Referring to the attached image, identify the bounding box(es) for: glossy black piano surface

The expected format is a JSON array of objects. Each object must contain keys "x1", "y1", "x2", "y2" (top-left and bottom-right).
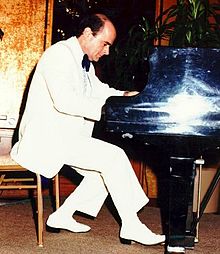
[
  {"x1": 105, "y1": 47, "x2": 220, "y2": 156},
  {"x1": 104, "y1": 46, "x2": 220, "y2": 253}
]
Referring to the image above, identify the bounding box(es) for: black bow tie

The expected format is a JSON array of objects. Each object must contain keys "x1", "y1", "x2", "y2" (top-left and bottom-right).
[{"x1": 82, "y1": 54, "x2": 90, "y2": 72}]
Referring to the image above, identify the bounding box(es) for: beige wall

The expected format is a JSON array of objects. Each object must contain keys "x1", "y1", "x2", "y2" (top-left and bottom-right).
[{"x1": 0, "y1": 0, "x2": 53, "y2": 129}]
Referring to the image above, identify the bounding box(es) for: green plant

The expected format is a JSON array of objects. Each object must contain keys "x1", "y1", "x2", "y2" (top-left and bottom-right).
[{"x1": 155, "y1": 0, "x2": 220, "y2": 47}]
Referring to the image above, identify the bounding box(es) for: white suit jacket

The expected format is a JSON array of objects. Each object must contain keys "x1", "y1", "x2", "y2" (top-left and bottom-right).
[{"x1": 11, "y1": 37, "x2": 123, "y2": 178}]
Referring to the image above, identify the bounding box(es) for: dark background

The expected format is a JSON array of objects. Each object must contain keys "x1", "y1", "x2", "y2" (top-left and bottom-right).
[{"x1": 52, "y1": 0, "x2": 156, "y2": 44}]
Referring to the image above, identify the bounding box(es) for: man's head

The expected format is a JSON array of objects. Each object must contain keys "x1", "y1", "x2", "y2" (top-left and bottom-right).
[{"x1": 77, "y1": 13, "x2": 116, "y2": 62}]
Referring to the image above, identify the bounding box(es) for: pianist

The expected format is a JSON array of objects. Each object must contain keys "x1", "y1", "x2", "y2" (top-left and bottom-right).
[{"x1": 11, "y1": 13, "x2": 165, "y2": 246}]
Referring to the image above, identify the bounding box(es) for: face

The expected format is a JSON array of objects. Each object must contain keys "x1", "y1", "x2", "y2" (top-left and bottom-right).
[{"x1": 85, "y1": 21, "x2": 116, "y2": 62}]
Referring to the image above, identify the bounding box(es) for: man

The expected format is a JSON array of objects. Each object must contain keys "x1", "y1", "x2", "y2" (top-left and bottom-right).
[{"x1": 11, "y1": 13, "x2": 165, "y2": 246}]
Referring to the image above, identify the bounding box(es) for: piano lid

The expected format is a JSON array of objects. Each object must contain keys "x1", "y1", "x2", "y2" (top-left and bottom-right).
[{"x1": 105, "y1": 46, "x2": 220, "y2": 137}]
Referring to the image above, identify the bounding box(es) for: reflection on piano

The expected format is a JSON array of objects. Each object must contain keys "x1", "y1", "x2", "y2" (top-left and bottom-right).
[{"x1": 104, "y1": 47, "x2": 220, "y2": 253}]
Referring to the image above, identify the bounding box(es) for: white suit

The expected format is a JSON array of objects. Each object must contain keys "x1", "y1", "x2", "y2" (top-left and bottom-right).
[{"x1": 11, "y1": 37, "x2": 148, "y2": 219}]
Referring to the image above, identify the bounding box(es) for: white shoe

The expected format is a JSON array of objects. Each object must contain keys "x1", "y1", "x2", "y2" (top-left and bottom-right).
[
  {"x1": 46, "y1": 212, "x2": 91, "y2": 233},
  {"x1": 120, "y1": 223, "x2": 165, "y2": 246}
]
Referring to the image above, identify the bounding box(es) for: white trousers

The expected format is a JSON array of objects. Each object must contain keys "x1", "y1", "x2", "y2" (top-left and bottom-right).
[{"x1": 60, "y1": 137, "x2": 149, "y2": 222}]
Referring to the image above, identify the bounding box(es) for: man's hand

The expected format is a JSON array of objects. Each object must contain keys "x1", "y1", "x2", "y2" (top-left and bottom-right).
[{"x1": 123, "y1": 91, "x2": 139, "y2": 96}]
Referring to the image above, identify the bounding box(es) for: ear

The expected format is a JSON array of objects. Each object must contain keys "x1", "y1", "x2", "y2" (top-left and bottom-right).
[{"x1": 83, "y1": 27, "x2": 93, "y2": 38}]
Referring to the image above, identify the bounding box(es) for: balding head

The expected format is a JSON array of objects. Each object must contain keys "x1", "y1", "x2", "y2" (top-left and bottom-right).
[
  {"x1": 77, "y1": 13, "x2": 116, "y2": 62},
  {"x1": 76, "y1": 13, "x2": 116, "y2": 38}
]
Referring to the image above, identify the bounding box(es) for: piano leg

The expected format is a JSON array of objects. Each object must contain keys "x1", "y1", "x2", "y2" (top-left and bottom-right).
[{"x1": 167, "y1": 157, "x2": 196, "y2": 253}]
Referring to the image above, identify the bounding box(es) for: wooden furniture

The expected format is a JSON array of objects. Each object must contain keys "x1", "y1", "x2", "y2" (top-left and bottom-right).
[{"x1": 0, "y1": 155, "x2": 59, "y2": 247}]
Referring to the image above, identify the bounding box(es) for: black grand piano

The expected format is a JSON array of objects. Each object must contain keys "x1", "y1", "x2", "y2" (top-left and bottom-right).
[{"x1": 104, "y1": 47, "x2": 220, "y2": 253}]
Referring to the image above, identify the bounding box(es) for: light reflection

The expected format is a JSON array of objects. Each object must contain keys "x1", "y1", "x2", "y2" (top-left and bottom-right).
[
  {"x1": 164, "y1": 93, "x2": 212, "y2": 123},
  {"x1": 126, "y1": 75, "x2": 220, "y2": 135}
]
